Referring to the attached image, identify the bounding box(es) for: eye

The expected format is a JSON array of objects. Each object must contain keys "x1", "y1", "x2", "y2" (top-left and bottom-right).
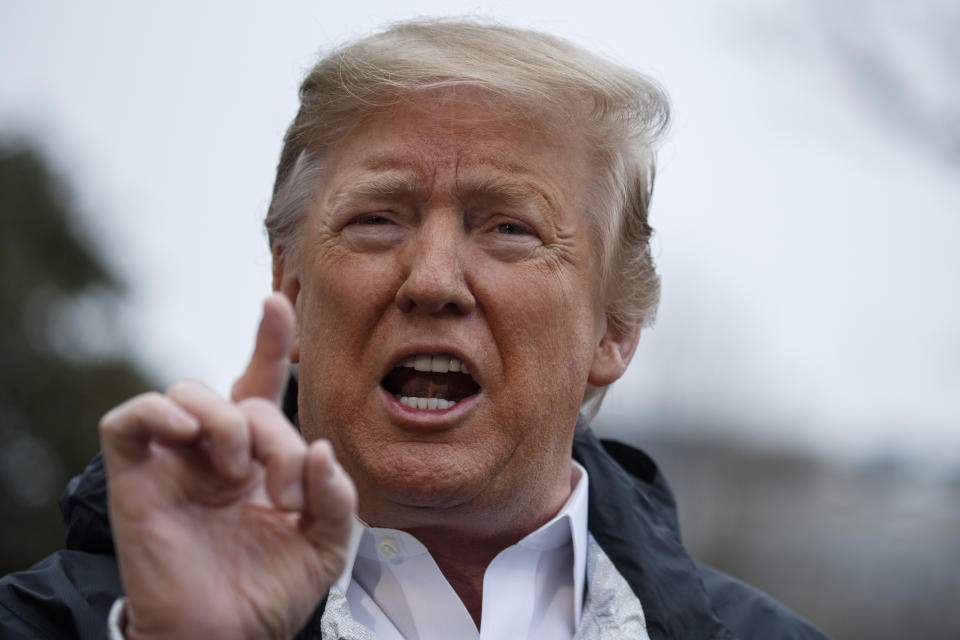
[
  {"x1": 350, "y1": 214, "x2": 394, "y2": 226},
  {"x1": 476, "y1": 216, "x2": 542, "y2": 261},
  {"x1": 340, "y1": 212, "x2": 405, "y2": 250},
  {"x1": 495, "y1": 222, "x2": 533, "y2": 236}
]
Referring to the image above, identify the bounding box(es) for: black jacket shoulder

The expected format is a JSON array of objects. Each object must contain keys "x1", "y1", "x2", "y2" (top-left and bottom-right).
[
  {"x1": 0, "y1": 454, "x2": 121, "y2": 640},
  {"x1": 696, "y1": 562, "x2": 827, "y2": 640},
  {"x1": 2, "y1": 431, "x2": 830, "y2": 639},
  {"x1": 574, "y1": 429, "x2": 830, "y2": 640}
]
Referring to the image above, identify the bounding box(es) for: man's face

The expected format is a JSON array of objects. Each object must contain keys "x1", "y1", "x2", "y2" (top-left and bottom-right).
[{"x1": 281, "y1": 94, "x2": 629, "y2": 535}]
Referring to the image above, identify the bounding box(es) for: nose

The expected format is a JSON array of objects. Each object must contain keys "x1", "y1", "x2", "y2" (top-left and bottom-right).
[{"x1": 395, "y1": 212, "x2": 475, "y2": 316}]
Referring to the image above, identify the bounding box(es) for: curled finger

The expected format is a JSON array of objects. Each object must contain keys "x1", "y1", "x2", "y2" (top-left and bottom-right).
[
  {"x1": 302, "y1": 439, "x2": 357, "y2": 548},
  {"x1": 239, "y1": 396, "x2": 307, "y2": 511},
  {"x1": 167, "y1": 381, "x2": 252, "y2": 480},
  {"x1": 100, "y1": 392, "x2": 200, "y2": 470}
]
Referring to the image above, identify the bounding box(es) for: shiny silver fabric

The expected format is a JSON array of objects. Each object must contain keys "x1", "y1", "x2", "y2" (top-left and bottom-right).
[{"x1": 574, "y1": 535, "x2": 650, "y2": 639}]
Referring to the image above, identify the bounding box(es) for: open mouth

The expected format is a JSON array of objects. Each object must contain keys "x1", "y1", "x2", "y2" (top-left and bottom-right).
[{"x1": 381, "y1": 354, "x2": 480, "y2": 410}]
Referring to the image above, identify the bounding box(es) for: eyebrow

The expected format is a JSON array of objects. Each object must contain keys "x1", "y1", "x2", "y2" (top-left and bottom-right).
[
  {"x1": 327, "y1": 154, "x2": 558, "y2": 213},
  {"x1": 455, "y1": 177, "x2": 552, "y2": 211},
  {"x1": 327, "y1": 171, "x2": 430, "y2": 210},
  {"x1": 455, "y1": 169, "x2": 558, "y2": 215}
]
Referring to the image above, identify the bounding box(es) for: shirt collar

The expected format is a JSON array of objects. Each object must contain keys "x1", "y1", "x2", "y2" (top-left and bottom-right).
[
  {"x1": 509, "y1": 460, "x2": 588, "y2": 622},
  {"x1": 333, "y1": 460, "x2": 590, "y2": 624}
]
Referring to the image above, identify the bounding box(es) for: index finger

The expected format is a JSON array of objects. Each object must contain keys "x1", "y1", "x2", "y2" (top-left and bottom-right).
[{"x1": 231, "y1": 293, "x2": 296, "y2": 405}]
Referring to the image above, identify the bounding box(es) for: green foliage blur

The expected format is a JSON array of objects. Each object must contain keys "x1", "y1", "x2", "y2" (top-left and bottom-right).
[{"x1": 0, "y1": 141, "x2": 156, "y2": 574}]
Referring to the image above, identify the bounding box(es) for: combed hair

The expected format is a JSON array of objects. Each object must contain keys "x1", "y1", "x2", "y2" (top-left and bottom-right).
[{"x1": 265, "y1": 18, "x2": 670, "y2": 418}]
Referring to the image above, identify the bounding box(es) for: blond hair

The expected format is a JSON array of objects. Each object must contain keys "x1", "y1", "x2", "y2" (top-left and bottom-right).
[{"x1": 265, "y1": 18, "x2": 670, "y2": 416}]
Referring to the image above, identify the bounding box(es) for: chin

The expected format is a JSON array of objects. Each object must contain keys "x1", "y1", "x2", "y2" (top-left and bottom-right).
[{"x1": 353, "y1": 441, "x2": 495, "y2": 515}]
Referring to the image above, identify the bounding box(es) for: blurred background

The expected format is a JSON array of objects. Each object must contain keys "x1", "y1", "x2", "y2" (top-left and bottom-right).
[{"x1": 1, "y1": 1, "x2": 957, "y2": 638}]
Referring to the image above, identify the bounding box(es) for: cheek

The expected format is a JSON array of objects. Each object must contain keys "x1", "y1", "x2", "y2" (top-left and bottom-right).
[
  {"x1": 480, "y1": 262, "x2": 599, "y2": 393},
  {"x1": 296, "y1": 252, "x2": 401, "y2": 413},
  {"x1": 302, "y1": 249, "x2": 398, "y2": 330}
]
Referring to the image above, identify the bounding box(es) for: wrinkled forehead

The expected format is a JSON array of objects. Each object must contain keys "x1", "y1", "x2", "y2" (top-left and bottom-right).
[
  {"x1": 318, "y1": 90, "x2": 597, "y2": 209},
  {"x1": 348, "y1": 89, "x2": 584, "y2": 154}
]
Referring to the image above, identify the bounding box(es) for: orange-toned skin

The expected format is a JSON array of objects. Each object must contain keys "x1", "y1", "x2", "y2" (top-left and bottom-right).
[
  {"x1": 279, "y1": 93, "x2": 639, "y2": 624},
  {"x1": 100, "y1": 91, "x2": 640, "y2": 639}
]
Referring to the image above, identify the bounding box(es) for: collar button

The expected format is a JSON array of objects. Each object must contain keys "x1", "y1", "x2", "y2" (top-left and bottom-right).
[{"x1": 377, "y1": 536, "x2": 399, "y2": 560}]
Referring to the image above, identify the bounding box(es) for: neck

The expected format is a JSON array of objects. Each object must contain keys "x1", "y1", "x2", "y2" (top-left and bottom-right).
[
  {"x1": 360, "y1": 463, "x2": 576, "y2": 627},
  {"x1": 401, "y1": 526, "x2": 518, "y2": 628},
  {"x1": 399, "y1": 478, "x2": 575, "y2": 628}
]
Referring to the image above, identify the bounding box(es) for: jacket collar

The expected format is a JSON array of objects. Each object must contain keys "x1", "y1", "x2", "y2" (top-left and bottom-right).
[
  {"x1": 573, "y1": 427, "x2": 734, "y2": 640},
  {"x1": 59, "y1": 451, "x2": 114, "y2": 555}
]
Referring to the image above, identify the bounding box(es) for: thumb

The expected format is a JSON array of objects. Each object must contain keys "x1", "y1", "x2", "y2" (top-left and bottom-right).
[{"x1": 231, "y1": 293, "x2": 296, "y2": 405}]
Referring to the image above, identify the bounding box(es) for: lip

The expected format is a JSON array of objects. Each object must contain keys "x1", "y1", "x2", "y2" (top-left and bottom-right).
[
  {"x1": 380, "y1": 385, "x2": 482, "y2": 429},
  {"x1": 378, "y1": 343, "x2": 483, "y2": 430}
]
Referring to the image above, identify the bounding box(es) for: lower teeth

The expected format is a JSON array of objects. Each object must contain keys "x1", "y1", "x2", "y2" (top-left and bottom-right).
[{"x1": 397, "y1": 395, "x2": 455, "y2": 410}]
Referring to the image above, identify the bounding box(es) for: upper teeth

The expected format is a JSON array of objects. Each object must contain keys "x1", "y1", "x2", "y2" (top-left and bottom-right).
[{"x1": 399, "y1": 354, "x2": 469, "y2": 375}]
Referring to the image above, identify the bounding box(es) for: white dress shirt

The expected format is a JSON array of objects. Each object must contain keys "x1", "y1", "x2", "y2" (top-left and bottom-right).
[
  {"x1": 110, "y1": 463, "x2": 590, "y2": 640},
  {"x1": 334, "y1": 462, "x2": 590, "y2": 640}
]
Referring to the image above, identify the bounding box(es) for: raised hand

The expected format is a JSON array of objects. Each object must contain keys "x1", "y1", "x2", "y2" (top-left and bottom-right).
[{"x1": 99, "y1": 294, "x2": 356, "y2": 640}]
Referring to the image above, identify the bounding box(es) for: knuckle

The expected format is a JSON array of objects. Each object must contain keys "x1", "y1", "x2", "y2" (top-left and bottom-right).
[
  {"x1": 237, "y1": 396, "x2": 275, "y2": 415},
  {"x1": 263, "y1": 430, "x2": 305, "y2": 464},
  {"x1": 166, "y1": 378, "x2": 203, "y2": 398},
  {"x1": 206, "y1": 404, "x2": 247, "y2": 439},
  {"x1": 97, "y1": 410, "x2": 117, "y2": 437},
  {"x1": 98, "y1": 391, "x2": 164, "y2": 436},
  {"x1": 260, "y1": 429, "x2": 300, "y2": 462},
  {"x1": 303, "y1": 441, "x2": 333, "y2": 472},
  {"x1": 309, "y1": 439, "x2": 334, "y2": 460},
  {"x1": 133, "y1": 392, "x2": 167, "y2": 420},
  {"x1": 264, "y1": 441, "x2": 300, "y2": 467}
]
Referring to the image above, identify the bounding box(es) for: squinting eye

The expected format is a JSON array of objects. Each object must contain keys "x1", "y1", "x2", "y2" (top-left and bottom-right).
[
  {"x1": 352, "y1": 214, "x2": 393, "y2": 225},
  {"x1": 495, "y1": 222, "x2": 531, "y2": 235}
]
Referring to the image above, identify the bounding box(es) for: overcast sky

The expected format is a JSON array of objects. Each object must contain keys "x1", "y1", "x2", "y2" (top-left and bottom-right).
[{"x1": 2, "y1": 0, "x2": 957, "y2": 464}]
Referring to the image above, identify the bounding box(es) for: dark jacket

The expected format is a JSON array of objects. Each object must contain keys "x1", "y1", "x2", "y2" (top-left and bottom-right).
[{"x1": 0, "y1": 427, "x2": 830, "y2": 639}]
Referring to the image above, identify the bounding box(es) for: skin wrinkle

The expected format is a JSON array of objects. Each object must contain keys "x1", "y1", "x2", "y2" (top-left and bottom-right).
[
  {"x1": 276, "y1": 93, "x2": 636, "y2": 624},
  {"x1": 297, "y1": 100, "x2": 588, "y2": 505},
  {"x1": 456, "y1": 173, "x2": 560, "y2": 227},
  {"x1": 324, "y1": 160, "x2": 568, "y2": 247},
  {"x1": 331, "y1": 97, "x2": 578, "y2": 233},
  {"x1": 327, "y1": 171, "x2": 430, "y2": 216}
]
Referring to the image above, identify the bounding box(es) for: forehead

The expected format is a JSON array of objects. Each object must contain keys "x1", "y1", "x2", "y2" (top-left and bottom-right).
[{"x1": 320, "y1": 93, "x2": 593, "y2": 203}]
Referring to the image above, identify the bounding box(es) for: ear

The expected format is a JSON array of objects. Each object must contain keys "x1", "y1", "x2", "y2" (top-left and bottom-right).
[
  {"x1": 587, "y1": 317, "x2": 641, "y2": 387},
  {"x1": 272, "y1": 244, "x2": 301, "y2": 363}
]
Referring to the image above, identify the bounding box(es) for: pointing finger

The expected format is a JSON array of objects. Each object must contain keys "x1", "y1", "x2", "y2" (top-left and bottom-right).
[{"x1": 231, "y1": 293, "x2": 296, "y2": 405}]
